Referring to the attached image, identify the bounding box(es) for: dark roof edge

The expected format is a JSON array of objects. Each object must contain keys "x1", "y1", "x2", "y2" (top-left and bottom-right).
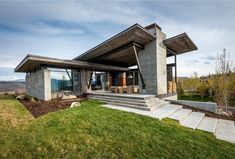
[
  {"x1": 145, "y1": 23, "x2": 162, "y2": 30},
  {"x1": 14, "y1": 54, "x2": 31, "y2": 72},
  {"x1": 164, "y1": 32, "x2": 198, "y2": 50},
  {"x1": 73, "y1": 23, "x2": 156, "y2": 60},
  {"x1": 15, "y1": 54, "x2": 129, "y2": 72}
]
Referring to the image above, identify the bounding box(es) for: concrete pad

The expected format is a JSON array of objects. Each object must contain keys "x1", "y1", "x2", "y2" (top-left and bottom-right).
[
  {"x1": 150, "y1": 104, "x2": 182, "y2": 120},
  {"x1": 180, "y1": 112, "x2": 205, "y2": 129},
  {"x1": 197, "y1": 117, "x2": 217, "y2": 133},
  {"x1": 167, "y1": 108, "x2": 192, "y2": 122},
  {"x1": 215, "y1": 119, "x2": 235, "y2": 143},
  {"x1": 102, "y1": 104, "x2": 151, "y2": 116},
  {"x1": 217, "y1": 119, "x2": 234, "y2": 127}
]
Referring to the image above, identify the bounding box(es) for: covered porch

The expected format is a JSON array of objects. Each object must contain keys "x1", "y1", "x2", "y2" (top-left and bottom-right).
[
  {"x1": 74, "y1": 24, "x2": 157, "y2": 95},
  {"x1": 164, "y1": 33, "x2": 198, "y2": 96},
  {"x1": 14, "y1": 54, "x2": 129, "y2": 100}
]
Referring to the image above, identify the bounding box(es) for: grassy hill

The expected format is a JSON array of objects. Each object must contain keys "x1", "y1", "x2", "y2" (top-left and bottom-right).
[{"x1": 0, "y1": 95, "x2": 235, "y2": 158}]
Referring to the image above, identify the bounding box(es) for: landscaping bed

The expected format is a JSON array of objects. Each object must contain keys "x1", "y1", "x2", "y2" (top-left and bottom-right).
[
  {"x1": 19, "y1": 97, "x2": 86, "y2": 118},
  {"x1": 182, "y1": 104, "x2": 235, "y2": 121},
  {"x1": 178, "y1": 95, "x2": 214, "y2": 102}
]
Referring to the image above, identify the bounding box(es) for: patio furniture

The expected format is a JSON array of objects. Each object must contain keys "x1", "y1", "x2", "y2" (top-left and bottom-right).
[
  {"x1": 110, "y1": 86, "x2": 119, "y2": 93},
  {"x1": 127, "y1": 86, "x2": 134, "y2": 94},
  {"x1": 133, "y1": 85, "x2": 139, "y2": 93},
  {"x1": 119, "y1": 86, "x2": 127, "y2": 94}
]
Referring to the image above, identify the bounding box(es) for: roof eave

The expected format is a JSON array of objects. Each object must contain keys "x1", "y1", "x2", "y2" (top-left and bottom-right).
[{"x1": 73, "y1": 23, "x2": 156, "y2": 61}]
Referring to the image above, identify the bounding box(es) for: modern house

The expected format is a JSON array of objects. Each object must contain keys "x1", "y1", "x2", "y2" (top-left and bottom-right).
[{"x1": 15, "y1": 23, "x2": 197, "y2": 102}]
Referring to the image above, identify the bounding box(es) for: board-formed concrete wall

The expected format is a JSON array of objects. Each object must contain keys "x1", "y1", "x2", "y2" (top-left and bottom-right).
[
  {"x1": 156, "y1": 28, "x2": 167, "y2": 95},
  {"x1": 138, "y1": 26, "x2": 167, "y2": 95},
  {"x1": 138, "y1": 40, "x2": 157, "y2": 94},
  {"x1": 80, "y1": 69, "x2": 91, "y2": 93},
  {"x1": 26, "y1": 69, "x2": 51, "y2": 100}
]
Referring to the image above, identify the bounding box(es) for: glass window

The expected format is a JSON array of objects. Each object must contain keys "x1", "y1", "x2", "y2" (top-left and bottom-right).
[{"x1": 49, "y1": 68, "x2": 73, "y2": 92}]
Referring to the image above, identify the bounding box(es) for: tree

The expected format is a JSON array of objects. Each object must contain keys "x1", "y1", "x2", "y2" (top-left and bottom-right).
[
  {"x1": 197, "y1": 77, "x2": 209, "y2": 101},
  {"x1": 213, "y1": 49, "x2": 233, "y2": 111},
  {"x1": 182, "y1": 72, "x2": 199, "y2": 96},
  {"x1": 226, "y1": 73, "x2": 235, "y2": 107},
  {"x1": 177, "y1": 80, "x2": 184, "y2": 96}
]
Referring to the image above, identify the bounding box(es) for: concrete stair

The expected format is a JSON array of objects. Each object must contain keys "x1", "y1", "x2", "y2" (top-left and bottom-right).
[
  {"x1": 100, "y1": 97, "x2": 235, "y2": 144},
  {"x1": 88, "y1": 93, "x2": 168, "y2": 111},
  {"x1": 197, "y1": 117, "x2": 217, "y2": 133},
  {"x1": 215, "y1": 119, "x2": 235, "y2": 143},
  {"x1": 167, "y1": 108, "x2": 235, "y2": 143},
  {"x1": 168, "y1": 108, "x2": 192, "y2": 122},
  {"x1": 150, "y1": 104, "x2": 182, "y2": 120},
  {"x1": 180, "y1": 112, "x2": 205, "y2": 129}
]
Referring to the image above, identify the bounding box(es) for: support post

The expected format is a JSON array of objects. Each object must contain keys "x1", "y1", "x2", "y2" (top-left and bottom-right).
[
  {"x1": 133, "y1": 45, "x2": 146, "y2": 90},
  {"x1": 174, "y1": 55, "x2": 177, "y2": 93},
  {"x1": 88, "y1": 69, "x2": 94, "y2": 89},
  {"x1": 65, "y1": 69, "x2": 72, "y2": 80}
]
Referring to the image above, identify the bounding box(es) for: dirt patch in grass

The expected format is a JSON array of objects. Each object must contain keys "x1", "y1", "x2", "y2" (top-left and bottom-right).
[
  {"x1": 181, "y1": 105, "x2": 235, "y2": 121},
  {"x1": 19, "y1": 98, "x2": 86, "y2": 118}
]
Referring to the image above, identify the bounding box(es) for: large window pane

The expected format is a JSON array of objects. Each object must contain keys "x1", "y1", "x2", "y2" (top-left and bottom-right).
[{"x1": 49, "y1": 68, "x2": 73, "y2": 92}]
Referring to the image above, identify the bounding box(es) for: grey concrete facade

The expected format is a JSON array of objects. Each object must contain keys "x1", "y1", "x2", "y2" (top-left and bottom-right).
[
  {"x1": 156, "y1": 28, "x2": 167, "y2": 95},
  {"x1": 138, "y1": 40, "x2": 157, "y2": 94},
  {"x1": 138, "y1": 25, "x2": 167, "y2": 95},
  {"x1": 80, "y1": 69, "x2": 92, "y2": 93},
  {"x1": 26, "y1": 69, "x2": 51, "y2": 101}
]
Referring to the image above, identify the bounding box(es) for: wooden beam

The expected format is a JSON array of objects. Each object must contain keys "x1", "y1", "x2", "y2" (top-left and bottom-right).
[
  {"x1": 167, "y1": 48, "x2": 178, "y2": 57},
  {"x1": 133, "y1": 42, "x2": 144, "y2": 49},
  {"x1": 90, "y1": 42, "x2": 144, "y2": 63},
  {"x1": 133, "y1": 45, "x2": 146, "y2": 89}
]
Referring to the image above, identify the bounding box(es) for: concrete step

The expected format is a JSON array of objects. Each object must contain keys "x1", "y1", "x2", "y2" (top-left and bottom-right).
[
  {"x1": 105, "y1": 102, "x2": 150, "y2": 111},
  {"x1": 167, "y1": 108, "x2": 192, "y2": 122},
  {"x1": 88, "y1": 93, "x2": 156, "y2": 100},
  {"x1": 151, "y1": 104, "x2": 182, "y2": 120},
  {"x1": 88, "y1": 95, "x2": 147, "y2": 103},
  {"x1": 149, "y1": 100, "x2": 170, "y2": 111},
  {"x1": 102, "y1": 104, "x2": 151, "y2": 116},
  {"x1": 88, "y1": 97, "x2": 149, "y2": 107},
  {"x1": 88, "y1": 94, "x2": 159, "y2": 105},
  {"x1": 215, "y1": 119, "x2": 235, "y2": 143},
  {"x1": 197, "y1": 117, "x2": 218, "y2": 133},
  {"x1": 180, "y1": 112, "x2": 205, "y2": 129}
]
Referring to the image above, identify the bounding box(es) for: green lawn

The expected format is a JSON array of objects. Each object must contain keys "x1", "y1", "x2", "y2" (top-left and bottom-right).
[
  {"x1": 0, "y1": 95, "x2": 235, "y2": 158},
  {"x1": 178, "y1": 95, "x2": 215, "y2": 102}
]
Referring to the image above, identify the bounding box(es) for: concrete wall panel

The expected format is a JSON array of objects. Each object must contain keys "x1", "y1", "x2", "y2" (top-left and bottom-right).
[{"x1": 26, "y1": 69, "x2": 51, "y2": 100}]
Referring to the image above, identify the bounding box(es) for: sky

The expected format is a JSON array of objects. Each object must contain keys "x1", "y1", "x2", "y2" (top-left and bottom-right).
[{"x1": 0, "y1": 0, "x2": 235, "y2": 80}]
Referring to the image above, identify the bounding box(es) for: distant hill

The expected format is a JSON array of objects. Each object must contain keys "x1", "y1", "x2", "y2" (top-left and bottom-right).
[
  {"x1": 0, "y1": 81, "x2": 25, "y2": 93},
  {"x1": 177, "y1": 76, "x2": 189, "y2": 81}
]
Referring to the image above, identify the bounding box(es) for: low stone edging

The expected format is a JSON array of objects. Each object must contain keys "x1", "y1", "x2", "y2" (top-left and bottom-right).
[{"x1": 166, "y1": 100, "x2": 217, "y2": 114}]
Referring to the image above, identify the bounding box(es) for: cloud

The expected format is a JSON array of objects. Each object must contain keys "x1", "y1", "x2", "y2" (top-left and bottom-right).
[
  {"x1": 184, "y1": 59, "x2": 199, "y2": 65},
  {"x1": 0, "y1": 67, "x2": 24, "y2": 81},
  {"x1": 204, "y1": 61, "x2": 211, "y2": 65},
  {"x1": 200, "y1": 55, "x2": 216, "y2": 61},
  {"x1": 0, "y1": 1, "x2": 234, "y2": 79}
]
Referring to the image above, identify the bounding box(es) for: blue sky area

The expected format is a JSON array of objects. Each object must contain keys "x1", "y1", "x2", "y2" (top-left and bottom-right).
[{"x1": 0, "y1": 1, "x2": 234, "y2": 80}]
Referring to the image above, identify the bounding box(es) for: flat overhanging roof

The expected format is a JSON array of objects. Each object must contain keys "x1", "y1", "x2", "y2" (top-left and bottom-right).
[
  {"x1": 164, "y1": 33, "x2": 198, "y2": 57},
  {"x1": 14, "y1": 54, "x2": 129, "y2": 72},
  {"x1": 74, "y1": 23, "x2": 156, "y2": 65}
]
